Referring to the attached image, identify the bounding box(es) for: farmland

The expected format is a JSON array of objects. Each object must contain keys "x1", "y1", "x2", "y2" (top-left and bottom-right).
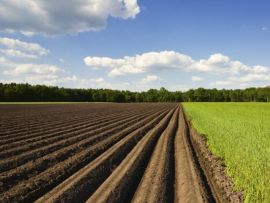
[
  {"x1": 0, "y1": 103, "x2": 244, "y2": 202},
  {"x1": 183, "y1": 103, "x2": 270, "y2": 203}
]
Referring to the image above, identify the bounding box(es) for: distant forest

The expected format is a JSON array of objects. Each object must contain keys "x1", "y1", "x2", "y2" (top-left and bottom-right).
[{"x1": 0, "y1": 83, "x2": 270, "y2": 102}]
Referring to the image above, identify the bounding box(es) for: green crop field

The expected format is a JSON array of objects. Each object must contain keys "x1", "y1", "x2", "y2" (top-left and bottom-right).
[{"x1": 183, "y1": 103, "x2": 270, "y2": 203}]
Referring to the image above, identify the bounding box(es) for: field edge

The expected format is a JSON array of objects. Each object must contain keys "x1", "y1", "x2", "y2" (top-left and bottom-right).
[{"x1": 181, "y1": 104, "x2": 244, "y2": 203}]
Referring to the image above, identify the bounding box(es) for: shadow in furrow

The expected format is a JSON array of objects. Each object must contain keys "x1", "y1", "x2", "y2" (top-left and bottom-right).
[{"x1": 167, "y1": 113, "x2": 177, "y2": 203}]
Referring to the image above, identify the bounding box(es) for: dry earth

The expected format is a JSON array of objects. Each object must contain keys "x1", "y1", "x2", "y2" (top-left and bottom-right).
[{"x1": 0, "y1": 103, "x2": 242, "y2": 203}]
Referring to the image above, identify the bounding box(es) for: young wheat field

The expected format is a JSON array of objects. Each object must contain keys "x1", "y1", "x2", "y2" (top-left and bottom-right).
[{"x1": 183, "y1": 103, "x2": 270, "y2": 203}]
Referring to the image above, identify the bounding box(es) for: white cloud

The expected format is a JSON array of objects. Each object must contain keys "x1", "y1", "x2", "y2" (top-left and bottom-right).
[
  {"x1": 0, "y1": 38, "x2": 59, "y2": 85},
  {"x1": 0, "y1": 37, "x2": 49, "y2": 56},
  {"x1": 129, "y1": 75, "x2": 163, "y2": 91},
  {"x1": 84, "y1": 51, "x2": 194, "y2": 77},
  {"x1": 0, "y1": 37, "x2": 49, "y2": 60},
  {"x1": 191, "y1": 76, "x2": 204, "y2": 82},
  {"x1": 249, "y1": 65, "x2": 269, "y2": 74},
  {"x1": 21, "y1": 31, "x2": 35, "y2": 37},
  {"x1": 215, "y1": 80, "x2": 234, "y2": 86},
  {"x1": 261, "y1": 27, "x2": 268, "y2": 31},
  {"x1": 2, "y1": 46, "x2": 269, "y2": 91},
  {"x1": 141, "y1": 75, "x2": 161, "y2": 83},
  {"x1": 1, "y1": 49, "x2": 39, "y2": 59},
  {"x1": 192, "y1": 53, "x2": 250, "y2": 74},
  {"x1": 0, "y1": 56, "x2": 15, "y2": 67},
  {"x1": 85, "y1": 51, "x2": 270, "y2": 79},
  {"x1": 230, "y1": 74, "x2": 270, "y2": 83},
  {"x1": 0, "y1": 58, "x2": 131, "y2": 89},
  {"x1": 89, "y1": 77, "x2": 105, "y2": 83},
  {"x1": 84, "y1": 57, "x2": 126, "y2": 70},
  {"x1": 0, "y1": 56, "x2": 6, "y2": 63},
  {"x1": 0, "y1": 59, "x2": 71, "y2": 87},
  {"x1": 0, "y1": 0, "x2": 140, "y2": 35},
  {"x1": 214, "y1": 72, "x2": 270, "y2": 88},
  {"x1": 3, "y1": 64, "x2": 62, "y2": 76}
]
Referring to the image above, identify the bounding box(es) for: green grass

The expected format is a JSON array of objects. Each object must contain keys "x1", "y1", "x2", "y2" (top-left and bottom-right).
[{"x1": 182, "y1": 103, "x2": 270, "y2": 203}]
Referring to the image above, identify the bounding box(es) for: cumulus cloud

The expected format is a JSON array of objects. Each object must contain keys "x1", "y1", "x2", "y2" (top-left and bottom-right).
[
  {"x1": 0, "y1": 37, "x2": 64, "y2": 86},
  {"x1": 141, "y1": 75, "x2": 161, "y2": 83},
  {"x1": 0, "y1": 37, "x2": 49, "y2": 56},
  {"x1": 84, "y1": 51, "x2": 194, "y2": 77},
  {"x1": 1, "y1": 49, "x2": 39, "y2": 59},
  {"x1": 85, "y1": 51, "x2": 270, "y2": 79},
  {"x1": 230, "y1": 74, "x2": 270, "y2": 83},
  {"x1": 3, "y1": 64, "x2": 62, "y2": 76},
  {"x1": 192, "y1": 53, "x2": 250, "y2": 74},
  {"x1": 249, "y1": 65, "x2": 269, "y2": 74},
  {"x1": 0, "y1": 37, "x2": 49, "y2": 59},
  {"x1": 191, "y1": 76, "x2": 204, "y2": 82},
  {"x1": 215, "y1": 73, "x2": 270, "y2": 88},
  {"x1": 0, "y1": 0, "x2": 140, "y2": 35},
  {"x1": 0, "y1": 57, "x2": 70, "y2": 87},
  {"x1": 0, "y1": 56, "x2": 130, "y2": 89}
]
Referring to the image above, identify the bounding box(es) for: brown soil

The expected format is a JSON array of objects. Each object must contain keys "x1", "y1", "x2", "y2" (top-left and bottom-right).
[{"x1": 0, "y1": 103, "x2": 243, "y2": 203}]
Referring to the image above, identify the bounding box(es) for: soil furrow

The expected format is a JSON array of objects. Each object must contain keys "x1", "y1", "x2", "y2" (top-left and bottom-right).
[
  {"x1": 0, "y1": 104, "x2": 151, "y2": 135},
  {"x1": 0, "y1": 108, "x2": 156, "y2": 158},
  {"x1": 0, "y1": 111, "x2": 123, "y2": 149},
  {"x1": 86, "y1": 107, "x2": 176, "y2": 203},
  {"x1": 0, "y1": 108, "x2": 157, "y2": 172},
  {"x1": 0, "y1": 103, "x2": 239, "y2": 203},
  {"x1": 174, "y1": 107, "x2": 207, "y2": 203},
  {"x1": 132, "y1": 107, "x2": 178, "y2": 203},
  {"x1": 0, "y1": 107, "x2": 173, "y2": 202},
  {"x1": 0, "y1": 109, "x2": 167, "y2": 193},
  {"x1": 34, "y1": 108, "x2": 175, "y2": 203},
  {"x1": 0, "y1": 107, "x2": 146, "y2": 141},
  {"x1": 0, "y1": 110, "x2": 106, "y2": 135}
]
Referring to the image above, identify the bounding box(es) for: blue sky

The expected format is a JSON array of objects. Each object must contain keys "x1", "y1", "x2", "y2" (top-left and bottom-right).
[{"x1": 0, "y1": 0, "x2": 269, "y2": 91}]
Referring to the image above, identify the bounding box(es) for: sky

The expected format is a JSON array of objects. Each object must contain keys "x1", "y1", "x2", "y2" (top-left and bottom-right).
[{"x1": 0, "y1": 0, "x2": 269, "y2": 91}]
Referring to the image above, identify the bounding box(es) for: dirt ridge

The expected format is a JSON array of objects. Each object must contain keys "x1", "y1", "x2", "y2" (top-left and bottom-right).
[{"x1": 0, "y1": 103, "x2": 244, "y2": 203}]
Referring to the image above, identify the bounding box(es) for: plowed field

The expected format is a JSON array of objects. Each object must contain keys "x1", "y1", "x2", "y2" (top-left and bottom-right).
[{"x1": 0, "y1": 103, "x2": 241, "y2": 203}]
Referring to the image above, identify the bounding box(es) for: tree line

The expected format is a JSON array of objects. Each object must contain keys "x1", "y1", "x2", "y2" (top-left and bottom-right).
[{"x1": 0, "y1": 83, "x2": 269, "y2": 102}]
